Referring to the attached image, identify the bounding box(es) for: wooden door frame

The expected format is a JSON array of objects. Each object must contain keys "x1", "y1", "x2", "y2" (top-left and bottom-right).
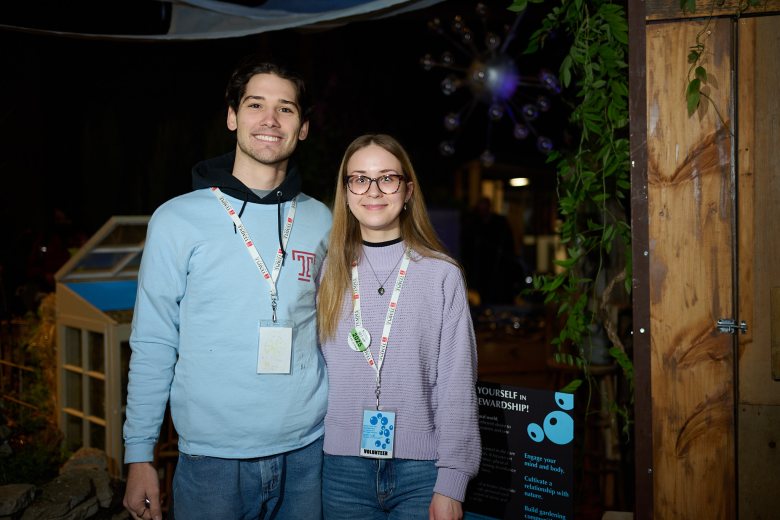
[
  {"x1": 628, "y1": 0, "x2": 651, "y2": 517},
  {"x1": 629, "y1": 2, "x2": 780, "y2": 519},
  {"x1": 630, "y1": 11, "x2": 738, "y2": 520}
]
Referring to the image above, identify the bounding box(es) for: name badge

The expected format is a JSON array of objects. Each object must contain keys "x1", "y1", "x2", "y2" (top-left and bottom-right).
[
  {"x1": 257, "y1": 320, "x2": 293, "y2": 374},
  {"x1": 360, "y1": 409, "x2": 396, "y2": 459}
]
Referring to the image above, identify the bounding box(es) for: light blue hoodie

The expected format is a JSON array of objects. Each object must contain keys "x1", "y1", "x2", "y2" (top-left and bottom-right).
[{"x1": 124, "y1": 153, "x2": 331, "y2": 462}]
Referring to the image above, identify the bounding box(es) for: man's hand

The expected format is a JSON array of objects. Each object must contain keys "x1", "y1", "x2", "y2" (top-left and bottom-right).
[
  {"x1": 429, "y1": 492, "x2": 463, "y2": 520},
  {"x1": 123, "y1": 462, "x2": 162, "y2": 520}
]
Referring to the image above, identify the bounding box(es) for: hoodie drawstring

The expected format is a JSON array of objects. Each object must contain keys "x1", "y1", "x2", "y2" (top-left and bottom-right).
[
  {"x1": 277, "y1": 190, "x2": 286, "y2": 265},
  {"x1": 226, "y1": 188, "x2": 287, "y2": 268},
  {"x1": 233, "y1": 192, "x2": 249, "y2": 234}
]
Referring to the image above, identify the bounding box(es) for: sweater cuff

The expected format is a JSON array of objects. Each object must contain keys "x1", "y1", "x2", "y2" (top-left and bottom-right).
[
  {"x1": 124, "y1": 443, "x2": 156, "y2": 464},
  {"x1": 433, "y1": 468, "x2": 472, "y2": 502}
]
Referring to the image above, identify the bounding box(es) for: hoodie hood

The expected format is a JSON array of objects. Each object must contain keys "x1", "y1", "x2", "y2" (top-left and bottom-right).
[
  {"x1": 191, "y1": 150, "x2": 304, "y2": 260},
  {"x1": 191, "y1": 150, "x2": 302, "y2": 204}
]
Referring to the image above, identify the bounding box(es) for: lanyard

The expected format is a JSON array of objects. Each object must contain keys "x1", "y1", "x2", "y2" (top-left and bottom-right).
[
  {"x1": 211, "y1": 187, "x2": 296, "y2": 322},
  {"x1": 351, "y1": 247, "x2": 411, "y2": 406}
]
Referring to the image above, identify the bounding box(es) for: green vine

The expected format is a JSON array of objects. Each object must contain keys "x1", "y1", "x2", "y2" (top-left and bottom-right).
[
  {"x1": 511, "y1": 0, "x2": 633, "y2": 425},
  {"x1": 683, "y1": 0, "x2": 762, "y2": 118}
]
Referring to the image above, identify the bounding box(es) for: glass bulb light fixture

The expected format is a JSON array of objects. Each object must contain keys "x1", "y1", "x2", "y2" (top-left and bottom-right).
[{"x1": 421, "y1": 2, "x2": 561, "y2": 166}]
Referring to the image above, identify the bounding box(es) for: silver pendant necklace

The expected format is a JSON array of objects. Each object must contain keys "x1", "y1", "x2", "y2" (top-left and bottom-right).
[{"x1": 364, "y1": 250, "x2": 405, "y2": 295}]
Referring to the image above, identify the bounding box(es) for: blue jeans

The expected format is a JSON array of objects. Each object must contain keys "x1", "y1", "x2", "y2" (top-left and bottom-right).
[
  {"x1": 173, "y1": 436, "x2": 323, "y2": 520},
  {"x1": 322, "y1": 454, "x2": 437, "y2": 520}
]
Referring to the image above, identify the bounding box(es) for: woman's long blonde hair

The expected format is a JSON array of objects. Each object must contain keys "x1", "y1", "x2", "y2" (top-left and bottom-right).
[{"x1": 318, "y1": 134, "x2": 456, "y2": 342}]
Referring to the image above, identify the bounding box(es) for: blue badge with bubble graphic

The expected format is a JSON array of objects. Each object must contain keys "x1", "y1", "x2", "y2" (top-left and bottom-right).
[{"x1": 360, "y1": 409, "x2": 396, "y2": 459}]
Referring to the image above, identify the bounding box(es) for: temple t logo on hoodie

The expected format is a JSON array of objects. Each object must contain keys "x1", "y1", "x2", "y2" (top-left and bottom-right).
[{"x1": 292, "y1": 250, "x2": 316, "y2": 282}]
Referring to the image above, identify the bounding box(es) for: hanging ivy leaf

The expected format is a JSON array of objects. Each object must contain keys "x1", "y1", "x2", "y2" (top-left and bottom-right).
[
  {"x1": 508, "y1": 0, "x2": 528, "y2": 12},
  {"x1": 560, "y1": 379, "x2": 583, "y2": 393},
  {"x1": 680, "y1": 0, "x2": 697, "y2": 12},
  {"x1": 687, "y1": 78, "x2": 701, "y2": 115}
]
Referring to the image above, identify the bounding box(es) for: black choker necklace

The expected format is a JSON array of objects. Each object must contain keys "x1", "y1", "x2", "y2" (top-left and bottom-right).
[
  {"x1": 364, "y1": 250, "x2": 405, "y2": 295},
  {"x1": 362, "y1": 237, "x2": 403, "y2": 247}
]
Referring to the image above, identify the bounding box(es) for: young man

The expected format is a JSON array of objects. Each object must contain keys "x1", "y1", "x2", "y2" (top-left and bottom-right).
[{"x1": 123, "y1": 58, "x2": 331, "y2": 520}]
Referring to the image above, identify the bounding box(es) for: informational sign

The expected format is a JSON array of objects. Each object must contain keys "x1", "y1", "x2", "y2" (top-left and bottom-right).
[{"x1": 465, "y1": 382, "x2": 574, "y2": 520}]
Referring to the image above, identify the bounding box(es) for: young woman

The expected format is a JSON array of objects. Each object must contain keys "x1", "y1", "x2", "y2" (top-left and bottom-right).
[{"x1": 318, "y1": 134, "x2": 481, "y2": 520}]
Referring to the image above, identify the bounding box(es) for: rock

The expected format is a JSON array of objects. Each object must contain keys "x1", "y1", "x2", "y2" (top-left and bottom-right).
[
  {"x1": 6, "y1": 449, "x2": 122, "y2": 519},
  {"x1": 21, "y1": 496, "x2": 98, "y2": 520},
  {"x1": 0, "y1": 484, "x2": 36, "y2": 516},
  {"x1": 71, "y1": 468, "x2": 113, "y2": 508},
  {"x1": 61, "y1": 448, "x2": 108, "y2": 473},
  {"x1": 19, "y1": 471, "x2": 92, "y2": 519}
]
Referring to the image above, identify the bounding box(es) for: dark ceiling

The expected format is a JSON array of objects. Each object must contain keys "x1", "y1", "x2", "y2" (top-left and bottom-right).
[
  {"x1": 0, "y1": 0, "x2": 570, "y2": 233},
  {"x1": 0, "y1": 1, "x2": 173, "y2": 35}
]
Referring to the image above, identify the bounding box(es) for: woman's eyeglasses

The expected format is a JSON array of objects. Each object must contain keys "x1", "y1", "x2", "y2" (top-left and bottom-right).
[{"x1": 345, "y1": 174, "x2": 405, "y2": 195}]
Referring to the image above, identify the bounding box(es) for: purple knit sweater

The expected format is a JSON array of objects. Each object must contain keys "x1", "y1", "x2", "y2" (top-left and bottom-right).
[{"x1": 321, "y1": 241, "x2": 481, "y2": 501}]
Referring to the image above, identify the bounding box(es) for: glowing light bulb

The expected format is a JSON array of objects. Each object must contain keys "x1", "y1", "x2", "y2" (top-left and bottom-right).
[
  {"x1": 439, "y1": 141, "x2": 456, "y2": 156},
  {"x1": 537, "y1": 136, "x2": 554, "y2": 153},
  {"x1": 488, "y1": 103, "x2": 504, "y2": 121},
  {"x1": 485, "y1": 32, "x2": 501, "y2": 51},
  {"x1": 483, "y1": 55, "x2": 519, "y2": 101},
  {"x1": 441, "y1": 76, "x2": 458, "y2": 95},
  {"x1": 451, "y1": 16, "x2": 464, "y2": 33},
  {"x1": 522, "y1": 104, "x2": 539, "y2": 121},
  {"x1": 444, "y1": 112, "x2": 461, "y2": 131},
  {"x1": 513, "y1": 124, "x2": 529, "y2": 140},
  {"x1": 540, "y1": 70, "x2": 561, "y2": 94}
]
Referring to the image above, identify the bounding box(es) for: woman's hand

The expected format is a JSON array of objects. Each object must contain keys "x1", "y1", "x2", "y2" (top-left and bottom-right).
[{"x1": 429, "y1": 492, "x2": 463, "y2": 520}]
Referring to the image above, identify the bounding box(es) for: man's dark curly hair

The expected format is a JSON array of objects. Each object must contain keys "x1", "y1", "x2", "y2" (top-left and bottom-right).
[{"x1": 225, "y1": 57, "x2": 310, "y2": 120}]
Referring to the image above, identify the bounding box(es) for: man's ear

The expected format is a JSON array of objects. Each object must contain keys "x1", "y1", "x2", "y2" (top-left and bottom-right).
[
  {"x1": 227, "y1": 106, "x2": 237, "y2": 131},
  {"x1": 298, "y1": 120, "x2": 310, "y2": 141}
]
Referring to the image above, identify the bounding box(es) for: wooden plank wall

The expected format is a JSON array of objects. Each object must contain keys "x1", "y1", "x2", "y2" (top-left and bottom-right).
[
  {"x1": 645, "y1": 18, "x2": 736, "y2": 519},
  {"x1": 737, "y1": 15, "x2": 780, "y2": 519},
  {"x1": 645, "y1": 0, "x2": 780, "y2": 21},
  {"x1": 737, "y1": 14, "x2": 780, "y2": 403}
]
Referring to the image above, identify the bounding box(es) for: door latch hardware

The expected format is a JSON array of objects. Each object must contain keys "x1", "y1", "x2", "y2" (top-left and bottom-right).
[{"x1": 716, "y1": 319, "x2": 747, "y2": 334}]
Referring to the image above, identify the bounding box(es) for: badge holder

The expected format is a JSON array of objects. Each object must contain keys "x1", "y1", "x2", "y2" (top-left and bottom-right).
[
  {"x1": 257, "y1": 319, "x2": 294, "y2": 374},
  {"x1": 360, "y1": 408, "x2": 396, "y2": 459}
]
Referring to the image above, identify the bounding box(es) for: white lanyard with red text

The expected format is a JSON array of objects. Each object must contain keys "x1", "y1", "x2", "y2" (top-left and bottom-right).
[
  {"x1": 211, "y1": 187, "x2": 296, "y2": 322},
  {"x1": 348, "y1": 247, "x2": 411, "y2": 408}
]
